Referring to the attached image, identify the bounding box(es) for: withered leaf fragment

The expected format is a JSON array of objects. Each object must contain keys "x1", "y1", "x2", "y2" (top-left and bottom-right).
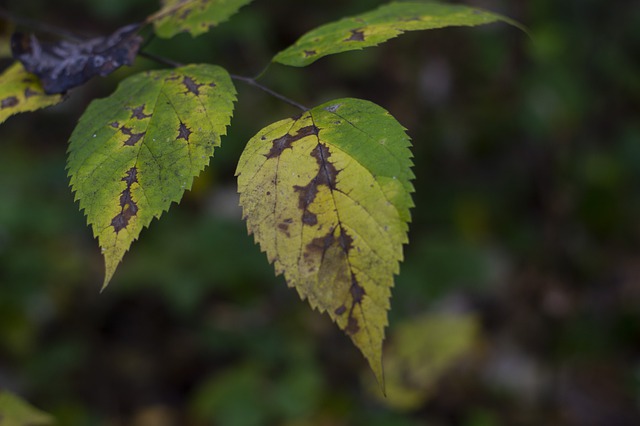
[{"x1": 11, "y1": 24, "x2": 143, "y2": 94}]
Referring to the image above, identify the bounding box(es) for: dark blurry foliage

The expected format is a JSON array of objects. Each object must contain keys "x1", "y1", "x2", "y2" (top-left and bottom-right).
[{"x1": 0, "y1": 0, "x2": 639, "y2": 425}]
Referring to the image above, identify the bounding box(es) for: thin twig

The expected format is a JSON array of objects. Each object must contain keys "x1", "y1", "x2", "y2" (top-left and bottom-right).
[
  {"x1": 230, "y1": 74, "x2": 309, "y2": 111},
  {"x1": 138, "y1": 50, "x2": 184, "y2": 68}
]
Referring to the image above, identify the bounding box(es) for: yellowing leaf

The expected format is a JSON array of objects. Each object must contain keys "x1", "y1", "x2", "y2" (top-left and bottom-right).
[
  {"x1": 273, "y1": 1, "x2": 520, "y2": 67},
  {"x1": 368, "y1": 313, "x2": 480, "y2": 410},
  {"x1": 236, "y1": 98, "x2": 414, "y2": 385},
  {"x1": 0, "y1": 391, "x2": 54, "y2": 426},
  {"x1": 149, "y1": 0, "x2": 254, "y2": 38},
  {"x1": 0, "y1": 62, "x2": 62, "y2": 124},
  {"x1": 67, "y1": 64, "x2": 236, "y2": 288}
]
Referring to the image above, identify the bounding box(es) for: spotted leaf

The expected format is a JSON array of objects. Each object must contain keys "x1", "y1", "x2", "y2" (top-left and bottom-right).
[
  {"x1": 149, "y1": 0, "x2": 254, "y2": 38},
  {"x1": 67, "y1": 64, "x2": 235, "y2": 288},
  {"x1": 0, "y1": 62, "x2": 62, "y2": 124},
  {"x1": 236, "y1": 98, "x2": 414, "y2": 386},
  {"x1": 273, "y1": 1, "x2": 520, "y2": 67}
]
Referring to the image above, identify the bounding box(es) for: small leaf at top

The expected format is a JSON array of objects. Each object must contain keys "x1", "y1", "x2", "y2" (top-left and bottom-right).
[
  {"x1": 273, "y1": 1, "x2": 520, "y2": 67},
  {"x1": 236, "y1": 98, "x2": 414, "y2": 386},
  {"x1": 149, "y1": 0, "x2": 254, "y2": 38},
  {"x1": 12, "y1": 24, "x2": 143, "y2": 94},
  {"x1": 0, "y1": 62, "x2": 62, "y2": 124},
  {"x1": 67, "y1": 64, "x2": 236, "y2": 288},
  {"x1": 0, "y1": 391, "x2": 54, "y2": 426}
]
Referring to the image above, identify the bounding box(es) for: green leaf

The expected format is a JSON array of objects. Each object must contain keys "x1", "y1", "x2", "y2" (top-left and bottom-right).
[
  {"x1": 236, "y1": 98, "x2": 414, "y2": 386},
  {"x1": 0, "y1": 391, "x2": 54, "y2": 426},
  {"x1": 67, "y1": 64, "x2": 236, "y2": 288},
  {"x1": 273, "y1": 1, "x2": 519, "y2": 67},
  {"x1": 149, "y1": 0, "x2": 254, "y2": 38},
  {"x1": 0, "y1": 62, "x2": 63, "y2": 124}
]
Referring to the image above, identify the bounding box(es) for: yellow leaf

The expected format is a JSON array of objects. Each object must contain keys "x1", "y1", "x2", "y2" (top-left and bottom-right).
[
  {"x1": 237, "y1": 98, "x2": 414, "y2": 387},
  {"x1": 0, "y1": 62, "x2": 62, "y2": 124}
]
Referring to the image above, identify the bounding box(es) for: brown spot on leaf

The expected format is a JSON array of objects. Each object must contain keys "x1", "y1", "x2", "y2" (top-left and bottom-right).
[
  {"x1": 335, "y1": 305, "x2": 347, "y2": 315},
  {"x1": 24, "y1": 87, "x2": 39, "y2": 98},
  {"x1": 293, "y1": 143, "x2": 339, "y2": 225},
  {"x1": 338, "y1": 231, "x2": 353, "y2": 252},
  {"x1": 301, "y1": 210, "x2": 318, "y2": 226},
  {"x1": 305, "y1": 231, "x2": 336, "y2": 260},
  {"x1": 177, "y1": 122, "x2": 192, "y2": 141},
  {"x1": 111, "y1": 167, "x2": 139, "y2": 233},
  {"x1": 345, "y1": 317, "x2": 360, "y2": 335},
  {"x1": 1, "y1": 96, "x2": 18, "y2": 108},
  {"x1": 182, "y1": 76, "x2": 203, "y2": 95},
  {"x1": 266, "y1": 124, "x2": 319, "y2": 159},
  {"x1": 121, "y1": 127, "x2": 145, "y2": 146},
  {"x1": 278, "y1": 218, "x2": 294, "y2": 237},
  {"x1": 110, "y1": 122, "x2": 120, "y2": 128},
  {"x1": 344, "y1": 29, "x2": 365, "y2": 42},
  {"x1": 304, "y1": 49, "x2": 316, "y2": 57},
  {"x1": 130, "y1": 104, "x2": 151, "y2": 119},
  {"x1": 350, "y1": 279, "x2": 365, "y2": 303}
]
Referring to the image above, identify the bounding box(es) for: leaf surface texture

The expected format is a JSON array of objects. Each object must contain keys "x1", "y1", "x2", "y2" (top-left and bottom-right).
[
  {"x1": 67, "y1": 64, "x2": 235, "y2": 287},
  {"x1": 150, "y1": 0, "x2": 254, "y2": 38},
  {"x1": 0, "y1": 62, "x2": 62, "y2": 123},
  {"x1": 237, "y1": 98, "x2": 414, "y2": 384},
  {"x1": 273, "y1": 1, "x2": 514, "y2": 66}
]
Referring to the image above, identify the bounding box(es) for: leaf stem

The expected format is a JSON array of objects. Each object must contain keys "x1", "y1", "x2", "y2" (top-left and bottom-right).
[
  {"x1": 138, "y1": 50, "x2": 184, "y2": 68},
  {"x1": 230, "y1": 74, "x2": 309, "y2": 112}
]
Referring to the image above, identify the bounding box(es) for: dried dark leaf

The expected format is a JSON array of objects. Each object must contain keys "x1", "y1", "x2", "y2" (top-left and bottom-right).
[{"x1": 11, "y1": 24, "x2": 143, "y2": 94}]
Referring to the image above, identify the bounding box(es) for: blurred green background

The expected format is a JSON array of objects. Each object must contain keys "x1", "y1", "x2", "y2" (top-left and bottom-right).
[{"x1": 1, "y1": 0, "x2": 639, "y2": 425}]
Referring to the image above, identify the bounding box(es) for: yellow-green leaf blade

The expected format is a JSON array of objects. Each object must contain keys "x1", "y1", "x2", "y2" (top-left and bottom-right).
[
  {"x1": 0, "y1": 62, "x2": 62, "y2": 124},
  {"x1": 67, "y1": 64, "x2": 236, "y2": 288},
  {"x1": 149, "y1": 0, "x2": 254, "y2": 38},
  {"x1": 0, "y1": 391, "x2": 54, "y2": 426},
  {"x1": 273, "y1": 1, "x2": 517, "y2": 67},
  {"x1": 236, "y1": 98, "x2": 414, "y2": 386}
]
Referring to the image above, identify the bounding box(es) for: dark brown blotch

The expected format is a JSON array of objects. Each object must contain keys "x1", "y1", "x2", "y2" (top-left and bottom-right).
[
  {"x1": 177, "y1": 122, "x2": 192, "y2": 141},
  {"x1": 111, "y1": 167, "x2": 139, "y2": 233},
  {"x1": 350, "y1": 279, "x2": 365, "y2": 303},
  {"x1": 266, "y1": 124, "x2": 319, "y2": 159},
  {"x1": 335, "y1": 305, "x2": 347, "y2": 315},
  {"x1": 24, "y1": 87, "x2": 39, "y2": 98},
  {"x1": 344, "y1": 29, "x2": 365, "y2": 42},
  {"x1": 110, "y1": 122, "x2": 120, "y2": 128},
  {"x1": 121, "y1": 127, "x2": 145, "y2": 146},
  {"x1": 304, "y1": 49, "x2": 317, "y2": 57},
  {"x1": 301, "y1": 210, "x2": 318, "y2": 226},
  {"x1": 1, "y1": 96, "x2": 18, "y2": 109},
  {"x1": 182, "y1": 76, "x2": 204, "y2": 96},
  {"x1": 305, "y1": 231, "x2": 336, "y2": 259},
  {"x1": 293, "y1": 143, "x2": 339, "y2": 224},
  {"x1": 130, "y1": 104, "x2": 151, "y2": 120},
  {"x1": 345, "y1": 317, "x2": 360, "y2": 335}
]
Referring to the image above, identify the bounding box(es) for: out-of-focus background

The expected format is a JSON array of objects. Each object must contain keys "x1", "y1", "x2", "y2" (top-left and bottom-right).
[{"x1": 1, "y1": 0, "x2": 639, "y2": 424}]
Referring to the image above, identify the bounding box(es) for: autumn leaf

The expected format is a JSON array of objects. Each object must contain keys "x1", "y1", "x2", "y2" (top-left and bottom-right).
[
  {"x1": 149, "y1": 0, "x2": 254, "y2": 38},
  {"x1": 368, "y1": 313, "x2": 480, "y2": 410},
  {"x1": 67, "y1": 64, "x2": 236, "y2": 288},
  {"x1": 0, "y1": 62, "x2": 62, "y2": 124},
  {"x1": 236, "y1": 98, "x2": 414, "y2": 385},
  {"x1": 12, "y1": 24, "x2": 143, "y2": 94},
  {"x1": 273, "y1": 1, "x2": 520, "y2": 67}
]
